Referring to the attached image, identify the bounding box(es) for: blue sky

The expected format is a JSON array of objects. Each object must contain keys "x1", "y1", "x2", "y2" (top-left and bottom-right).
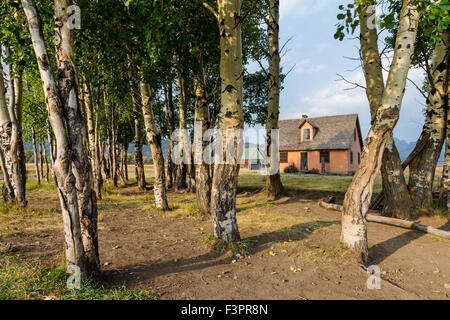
[{"x1": 246, "y1": 0, "x2": 427, "y2": 143}]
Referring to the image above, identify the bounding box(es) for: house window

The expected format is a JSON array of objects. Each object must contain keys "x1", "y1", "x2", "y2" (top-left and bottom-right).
[
  {"x1": 350, "y1": 151, "x2": 353, "y2": 164},
  {"x1": 358, "y1": 152, "x2": 360, "y2": 164},
  {"x1": 280, "y1": 152, "x2": 288, "y2": 163},
  {"x1": 303, "y1": 128, "x2": 311, "y2": 141},
  {"x1": 320, "y1": 151, "x2": 330, "y2": 163},
  {"x1": 354, "y1": 128, "x2": 357, "y2": 141}
]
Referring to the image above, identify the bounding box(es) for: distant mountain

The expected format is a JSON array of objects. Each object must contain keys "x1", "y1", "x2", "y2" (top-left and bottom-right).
[{"x1": 394, "y1": 137, "x2": 445, "y2": 167}]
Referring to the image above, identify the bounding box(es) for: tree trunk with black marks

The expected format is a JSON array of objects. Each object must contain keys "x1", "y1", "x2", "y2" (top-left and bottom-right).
[
  {"x1": 380, "y1": 137, "x2": 413, "y2": 219},
  {"x1": 409, "y1": 29, "x2": 449, "y2": 207},
  {"x1": 174, "y1": 54, "x2": 187, "y2": 191},
  {"x1": 39, "y1": 139, "x2": 44, "y2": 180},
  {"x1": 122, "y1": 142, "x2": 129, "y2": 181},
  {"x1": 439, "y1": 33, "x2": 450, "y2": 209},
  {"x1": 208, "y1": 0, "x2": 244, "y2": 243},
  {"x1": 360, "y1": 2, "x2": 413, "y2": 219},
  {"x1": 341, "y1": 1, "x2": 420, "y2": 263},
  {"x1": 21, "y1": 0, "x2": 86, "y2": 273},
  {"x1": 0, "y1": 150, "x2": 14, "y2": 201},
  {"x1": 0, "y1": 57, "x2": 15, "y2": 200},
  {"x1": 165, "y1": 82, "x2": 175, "y2": 189},
  {"x1": 31, "y1": 128, "x2": 41, "y2": 184},
  {"x1": 265, "y1": 0, "x2": 284, "y2": 200},
  {"x1": 54, "y1": 0, "x2": 99, "y2": 274},
  {"x1": 1, "y1": 46, "x2": 27, "y2": 205},
  {"x1": 13, "y1": 71, "x2": 26, "y2": 205},
  {"x1": 140, "y1": 81, "x2": 169, "y2": 210},
  {"x1": 83, "y1": 81, "x2": 102, "y2": 199},
  {"x1": 128, "y1": 65, "x2": 146, "y2": 191},
  {"x1": 43, "y1": 139, "x2": 49, "y2": 182},
  {"x1": 193, "y1": 51, "x2": 212, "y2": 214}
]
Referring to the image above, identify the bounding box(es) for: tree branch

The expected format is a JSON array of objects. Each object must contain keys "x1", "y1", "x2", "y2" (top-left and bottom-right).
[
  {"x1": 239, "y1": 0, "x2": 261, "y2": 26},
  {"x1": 203, "y1": 3, "x2": 218, "y2": 20}
]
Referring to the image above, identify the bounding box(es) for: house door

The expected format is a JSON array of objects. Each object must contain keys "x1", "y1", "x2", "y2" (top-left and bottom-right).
[{"x1": 300, "y1": 152, "x2": 308, "y2": 171}]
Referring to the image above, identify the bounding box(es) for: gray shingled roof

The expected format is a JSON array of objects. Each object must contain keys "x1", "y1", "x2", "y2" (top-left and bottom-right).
[{"x1": 278, "y1": 114, "x2": 362, "y2": 151}]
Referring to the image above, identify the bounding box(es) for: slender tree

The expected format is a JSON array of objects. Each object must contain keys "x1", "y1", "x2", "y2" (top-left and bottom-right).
[{"x1": 341, "y1": 0, "x2": 420, "y2": 263}]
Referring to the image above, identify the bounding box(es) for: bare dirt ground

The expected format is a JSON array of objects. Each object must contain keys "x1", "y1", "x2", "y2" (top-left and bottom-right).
[{"x1": 1, "y1": 183, "x2": 449, "y2": 300}]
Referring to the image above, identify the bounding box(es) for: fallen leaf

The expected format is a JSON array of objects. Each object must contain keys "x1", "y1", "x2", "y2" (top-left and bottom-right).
[{"x1": 269, "y1": 251, "x2": 276, "y2": 256}]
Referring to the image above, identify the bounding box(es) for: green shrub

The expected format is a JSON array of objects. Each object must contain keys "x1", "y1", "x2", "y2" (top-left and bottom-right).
[{"x1": 284, "y1": 164, "x2": 299, "y2": 174}]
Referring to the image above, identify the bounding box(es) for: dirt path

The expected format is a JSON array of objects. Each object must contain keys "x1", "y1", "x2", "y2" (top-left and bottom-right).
[{"x1": 2, "y1": 185, "x2": 449, "y2": 300}]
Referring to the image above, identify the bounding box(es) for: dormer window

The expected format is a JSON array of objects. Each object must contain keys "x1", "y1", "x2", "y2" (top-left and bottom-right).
[{"x1": 303, "y1": 128, "x2": 311, "y2": 141}]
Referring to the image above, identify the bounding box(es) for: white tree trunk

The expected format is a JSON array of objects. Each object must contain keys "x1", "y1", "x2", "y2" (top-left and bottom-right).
[
  {"x1": 266, "y1": 0, "x2": 284, "y2": 200},
  {"x1": 209, "y1": 0, "x2": 244, "y2": 242},
  {"x1": 54, "y1": 0, "x2": 99, "y2": 274},
  {"x1": 341, "y1": 0, "x2": 420, "y2": 263},
  {"x1": 21, "y1": 0, "x2": 86, "y2": 273},
  {"x1": 140, "y1": 81, "x2": 169, "y2": 210}
]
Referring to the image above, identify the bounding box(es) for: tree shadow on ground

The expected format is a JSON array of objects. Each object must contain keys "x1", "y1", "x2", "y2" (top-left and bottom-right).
[
  {"x1": 368, "y1": 219, "x2": 450, "y2": 265},
  {"x1": 99, "y1": 220, "x2": 338, "y2": 289}
]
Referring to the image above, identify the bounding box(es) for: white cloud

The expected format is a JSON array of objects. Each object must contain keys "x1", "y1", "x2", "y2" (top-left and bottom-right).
[
  {"x1": 284, "y1": 71, "x2": 367, "y2": 117},
  {"x1": 294, "y1": 59, "x2": 327, "y2": 73},
  {"x1": 280, "y1": 0, "x2": 331, "y2": 20}
]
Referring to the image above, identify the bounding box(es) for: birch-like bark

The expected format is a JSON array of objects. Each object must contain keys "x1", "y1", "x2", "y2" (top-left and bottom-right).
[
  {"x1": 39, "y1": 138, "x2": 44, "y2": 179},
  {"x1": 341, "y1": 1, "x2": 420, "y2": 263},
  {"x1": 266, "y1": 0, "x2": 284, "y2": 200},
  {"x1": 121, "y1": 142, "x2": 129, "y2": 181},
  {"x1": 13, "y1": 71, "x2": 26, "y2": 204},
  {"x1": 21, "y1": 0, "x2": 86, "y2": 272},
  {"x1": 438, "y1": 32, "x2": 450, "y2": 208},
  {"x1": 0, "y1": 150, "x2": 14, "y2": 201},
  {"x1": 83, "y1": 81, "x2": 102, "y2": 199},
  {"x1": 31, "y1": 128, "x2": 40, "y2": 184},
  {"x1": 54, "y1": 0, "x2": 99, "y2": 274},
  {"x1": 209, "y1": 0, "x2": 244, "y2": 242},
  {"x1": 193, "y1": 51, "x2": 212, "y2": 214},
  {"x1": 165, "y1": 82, "x2": 175, "y2": 189},
  {"x1": 174, "y1": 54, "x2": 187, "y2": 191},
  {"x1": 127, "y1": 64, "x2": 146, "y2": 190},
  {"x1": 1, "y1": 46, "x2": 27, "y2": 205},
  {"x1": 0, "y1": 56, "x2": 15, "y2": 200},
  {"x1": 360, "y1": 3, "x2": 413, "y2": 219},
  {"x1": 409, "y1": 29, "x2": 449, "y2": 207},
  {"x1": 140, "y1": 81, "x2": 169, "y2": 210}
]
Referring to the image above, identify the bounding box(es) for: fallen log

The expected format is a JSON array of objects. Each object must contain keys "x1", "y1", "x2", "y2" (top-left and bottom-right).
[{"x1": 318, "y1": 200, "x2": 450, "y2": 240}]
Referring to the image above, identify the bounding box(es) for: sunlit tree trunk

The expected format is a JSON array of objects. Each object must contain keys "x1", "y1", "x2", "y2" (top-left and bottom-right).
[
  {"x1": 13, "y1": 71, "x2": 26, "y2": 204},
  {"x1": 43, "y1": 138, "x2": 49, "y2": 182},
  {"x1": 438, "y1": 32, "x2": 450, "y2": 209},
  {"x1": 0, "y1": 56, "x2": 15, "y2": 200},
  {"x1": 21, "y1": 0, "x2": 86, "y2": 273},
  {"x1": 128, "y1": 64, "x2": 146, "y2": 190},
  {"x1": 360, "y1": 2, "x2": 412, "y2": 219},
  {"x1": 165, "y1": 82, "x2": 175, "y2": 189},
  {"x1": 409, "y1": 29, "x2": 449, "y2": 207},
  {"x1": 83, "y1": 81, "x2": 102, "y2": 199},
  {"x1": 121, "y1": 142, "x2": 129, "y2": 181},
  {"x1": 1, "y1": 46, "x2": 27, "y2": 205},
  {"x1": 265, "y1": 0, "x2": 284, "y2": 200},
  {"x1": 140, "y1": 81, "x2": 169, "y2": 210},
  {"x1": 54, "y1": 0, "x2": 99, "y2": 274},
  {"x1": 209, "y1": 0, "x2": 244, "y2": 242},
  {"x1": 193, "y1": 51, "x2": 212, "y2": 214},
  {"x1": 174, "y1": 54, "x2": 187, "y2": 191},
  {"x1": 31, "y1": 127, "x2": 41, "y2": 184},
  {"x1": 341, "y1": 1, "x2": 420, "y2": 263},
  {"x1": 39, "y1": 138, "x2": 44, "y2": 179}
]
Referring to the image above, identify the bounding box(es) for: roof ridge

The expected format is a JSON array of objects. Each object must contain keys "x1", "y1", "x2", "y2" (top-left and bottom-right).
[{"x1": 279, "y1": 113, "x2": 358, "y2": 122}]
